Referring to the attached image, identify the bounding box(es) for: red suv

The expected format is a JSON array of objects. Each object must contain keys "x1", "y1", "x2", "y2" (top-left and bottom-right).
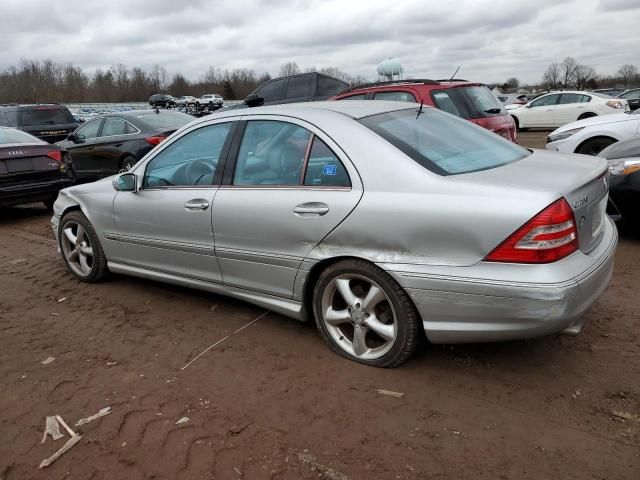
[{"x1": 331, "y1": 79, "x2": 517, "y2": 142}]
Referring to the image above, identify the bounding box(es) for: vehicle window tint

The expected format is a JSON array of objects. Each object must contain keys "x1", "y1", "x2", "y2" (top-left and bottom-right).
[
  {"x1": 622, "y1": 90, "x2": 640, "y2": 99},
  {"x1": 580, "y1": 94, "x2": 592, "y2": 103},
  {"x1": 360, "y1": 108, "x2": 529, "y2": 176},
  {"x1": 133, "y1": 111, "x2": 192, "y2": 129},
  {"x1": 4, "y1": 110, "x2": 19, "y2": 126},
  {"x1": 19, "y1": 107, "x2": 75, "y2": 126},
  {"x1": 101, "y1": 117, "x2": 127, "y2": 136},
  {"x1": 233, "y1": 121, "x2": 310, "y2": 186},
  {"x1": 143, "y1": 123, "x2": 231, "y2": 187},
  {"x1": 285, "y1": 76, "x2": 312, "y2": 99},
  {"x1": 458, "y1": 86, "x2": 505, "y2": 116},
  {"x1": 76, "y1": 119, "x2": 101, "y2": 140},
  {"x1": 431, "y1": 91, "x2": 462, "y2": 116},
  {"x1": 337, "y1": 94, "x2": 367, "y2": 100},
  {"x1": 0, "y1": 128, "x2": 45, "y2": 145},
  {"x1": 0, "y1": 112, "x2": 7, "y2": 126},
  {"x1": 124, "y1": 121, "x2": 138, "y2": 134},
  {"x1": 530, "y1": 94, "x2": 559, "y2": 107},
  {"x1": 317, "y1": 76, "x2": 348, "y2": 97},
  {"x1": 256, "y1": 79, "x2": 286, "y2": 102},
  {"x1": 303, "y1": 137, "x2": 350, "y2": 187},
  {"x1": 373, "y1": 91, "x2": 417, "y2": 102},
  {"x1": 559, "y1": 93, "x2": 587, "y2": 105}
]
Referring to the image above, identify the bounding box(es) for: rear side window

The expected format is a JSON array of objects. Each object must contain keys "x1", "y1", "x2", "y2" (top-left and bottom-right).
[
  {"x1": 360, "y1": 108, "x2": 529, "y2": 176},
  {"x1": 559, "y1": 93, "x2": 590, "y2": 104},
  {"x1": 19, "y1": 107, "x2": 75, "y2": 126},
  {"x1": 303, "y1": 137, "x2": 350, "y2": 187},
  {"x1": 317, "y1": 76, "x2": 349, "y2": 97},
  {"x1": 373, "y1": 91, "x2": 417, "y2": 102},
  {"x1": 285, "y1": 76, "x2": 312, "y2": 99},
  {"x1": 256, "y1": 79, "x2": 286, "y2": 102},
  {"x1": 101, "y1": 117, "x2": 127, "y2": 136}
]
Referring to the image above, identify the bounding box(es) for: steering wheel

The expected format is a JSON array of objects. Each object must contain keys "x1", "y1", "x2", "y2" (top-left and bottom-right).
[{"x1": 183, "y1": 157, "x2": 216, "y2": 185}]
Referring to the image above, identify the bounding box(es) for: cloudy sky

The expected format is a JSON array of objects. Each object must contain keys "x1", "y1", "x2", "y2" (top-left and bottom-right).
[{"x1": 2, "y1": 0, "x2": 639, "y2": 84}]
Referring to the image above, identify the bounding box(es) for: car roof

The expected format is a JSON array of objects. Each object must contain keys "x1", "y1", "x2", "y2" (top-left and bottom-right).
[{"x1": 194, "y1": 100, "x2": 419, "y2": 124}]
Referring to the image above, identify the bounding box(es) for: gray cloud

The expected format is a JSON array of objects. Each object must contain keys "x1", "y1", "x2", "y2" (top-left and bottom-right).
[{"x1": 0, "y1": 0, "x2": 638, "y2": 84}]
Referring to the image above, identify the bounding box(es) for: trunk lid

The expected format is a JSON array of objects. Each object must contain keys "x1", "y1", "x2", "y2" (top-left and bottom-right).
[{"x1": 0, "y1": 144, "x2": 62, "y2": 177}]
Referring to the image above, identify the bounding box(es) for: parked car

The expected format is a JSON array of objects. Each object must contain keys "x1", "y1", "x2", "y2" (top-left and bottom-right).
[
  {"x1": 618, "y1": 88, "x2": 640, "y2": 111},
  {"x1": 510, "y1": 91, "x2": 629, "y2": 130},
  {"x1": 599, "y1": 136, "x2": 640, "y2": 223},
  {"x1": 496, "y1": 93, "x2": 529, "y2": 106},
  {"x1": 0, "y1": 103, "x2": 78, "y2": 143},
  {"x1": 546, "y1": 109, "x2": 640, "y2": 155},
  {"x1": 332, "y1": 79, "x2": 517, "y2": 142},
  {"x1": 51, "y1": 101, "x2": 616, "y2": 367},
  {"x1": 0, "y1": 127, "x2": 73, "y2": 209},
  {"x1": 174, "y1": 96, "x2": 197, "y2": 106},
  {"x1": 226, "y1": 72, "x2": 349, "y2": 110},
  {"x1": 148, "y1": 94, "x2": 175, "y2": 108},
  {"x1": 56, "y1": 110, "x2": 193, "y2": 181},
  {"x1": 196, "y1": 94, "x2": 224, "y2": 109}
]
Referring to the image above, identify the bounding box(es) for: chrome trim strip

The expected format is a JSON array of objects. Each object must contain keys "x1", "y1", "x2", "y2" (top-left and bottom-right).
[
  {"x1": 216, "y1": 247, "x2": 304, "y2": 269},
  {"x1": 116, "y1": 234, "x2": 214, "y2": 255}
]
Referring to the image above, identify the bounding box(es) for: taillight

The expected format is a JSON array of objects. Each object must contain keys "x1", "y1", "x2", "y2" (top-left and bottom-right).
[
  {"x1": 485, "y1": 198, "x2": 579, "y2": 264},
  {"x1": 145, "y1": 135, "x2": 167, "y2": 146},
  {"x1": 47, "y1": 150, "x2": 62, "y2": 162},
  {"x1": 605, "y1": 100, "x2": 624, "y2": 110}
]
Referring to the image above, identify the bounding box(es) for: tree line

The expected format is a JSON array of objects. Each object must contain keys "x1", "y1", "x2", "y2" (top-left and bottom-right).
[{"x1": 0, "y1": 60, "x2": 365, "y2": 104}]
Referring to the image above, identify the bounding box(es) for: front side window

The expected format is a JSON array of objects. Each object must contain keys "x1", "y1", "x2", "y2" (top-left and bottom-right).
[
  {"x1": 285, "y1": 76, "x2": 312, "y2": 99},
  {"x1": 256, "y1": 79, "x2": 286, "y2": 102},
  {"x1": 76, "y1": 119, "x2": 102, "y2": 140},
  {"x1": 530, "y1": 94, "x2": 560, "y2": 107},
  {"x1": 360, "y1": 108, "x2": 530, "y2": 176},
  {"x1": 143, "y1": 123, "x2": 231, "y2": 187},
  {"x1": 373, "y1": 91, "x2": 417, "y2": 102},
  {"x1": 233, "y1": 121, "x2": 310, "y2": 185}
]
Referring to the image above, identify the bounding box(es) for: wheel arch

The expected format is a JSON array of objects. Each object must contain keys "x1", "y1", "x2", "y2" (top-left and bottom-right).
[
  {"x1": 577, "y1": 112, "x2": 598, "y2": 120},
  {"x1": 574, "y1": 135, "x2": 618, "y2": 154}
]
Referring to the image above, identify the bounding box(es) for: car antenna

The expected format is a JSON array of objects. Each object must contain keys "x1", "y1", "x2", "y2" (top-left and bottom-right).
[
  {"x1": 416, "y1": 100, "x2": 424, "y2": 119},
  {"x1": 449, "y1": 65, "x2": 461, "y2": 81}
]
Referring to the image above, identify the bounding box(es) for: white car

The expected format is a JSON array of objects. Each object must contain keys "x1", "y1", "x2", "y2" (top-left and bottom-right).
[
  {"x1": 174, "y1": 96, "x2": 197, "y2": 106},
  {"x1": 545, "y1": 110, "x2": 640, "y2": 155},
  {"x1": 196, "y1": 94, "x2": 224, "y2": 108},
  {"x1": 509, "y1": 91, "x2": 629, "y2": 130}
]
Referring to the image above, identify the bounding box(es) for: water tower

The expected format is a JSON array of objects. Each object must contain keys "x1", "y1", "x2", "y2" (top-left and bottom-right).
[{"x1": 377, "y1": 58, "x2": 404, "y2": 81}]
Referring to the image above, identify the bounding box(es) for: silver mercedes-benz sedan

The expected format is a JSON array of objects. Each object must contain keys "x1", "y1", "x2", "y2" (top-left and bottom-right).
[{"x1": 51, "y1": 101, "x2": 617, "y2": 367}]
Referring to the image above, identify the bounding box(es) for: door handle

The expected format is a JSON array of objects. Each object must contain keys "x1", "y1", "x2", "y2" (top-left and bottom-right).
[
  {"x1": 294, "y1": 202, "x2": 329, "y2": 216},
  {"x1": 184, "y1": 199, "x2": 210, "y2": 211}
]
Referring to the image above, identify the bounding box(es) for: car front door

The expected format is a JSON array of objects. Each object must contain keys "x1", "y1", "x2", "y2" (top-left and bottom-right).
[
  {"x1": 212, "y1": 117, "x2": 362, "y2": 298},
  {"x1": 66, "y1": 119, "x2": 103, "y2": 179},
  {"x1": 523, "y1": 93, "x2": 561, "y2": 127},
  {"x1": 111, "y1": 120, "x2": 236, "y2": 282},
  {"x1": 93, "y1": 117, "x2": 140, "y2": 177}
]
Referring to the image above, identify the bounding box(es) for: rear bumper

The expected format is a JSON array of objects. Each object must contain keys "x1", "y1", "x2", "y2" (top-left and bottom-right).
[
  {"x1": 0, "y1": 178, "x2": 73, "y2": 207},
  {"x1": 383, "y1": 217, "x2": 618, "y2": 343}
]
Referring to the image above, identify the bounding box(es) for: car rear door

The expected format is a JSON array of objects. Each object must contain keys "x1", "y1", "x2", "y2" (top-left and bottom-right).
[
  {"x1": 555, "y1": 93, "x2": 590, "y2": 125},
  {"x1": 212, "y1": 116, "x2": 362, "y2": 298},
  {"x1": 111, "y1": 119, "x2": 237, "y2": 283}
]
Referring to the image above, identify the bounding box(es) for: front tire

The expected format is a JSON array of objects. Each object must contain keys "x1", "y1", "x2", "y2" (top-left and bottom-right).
[
  {"x1": 59, "y1": 211, "x2": 108, "y2": 282},
  {"x1": 312, "y1": 259, "x2": 420, "y2": 367}
]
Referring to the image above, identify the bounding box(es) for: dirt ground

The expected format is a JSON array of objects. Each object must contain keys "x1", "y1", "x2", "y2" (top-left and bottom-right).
[{"x1": 1, "y1": 130, "x2": 639, "y2": 479}]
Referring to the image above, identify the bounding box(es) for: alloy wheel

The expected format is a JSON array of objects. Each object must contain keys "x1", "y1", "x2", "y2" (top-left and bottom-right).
[{"x1": 60, "y1": 221, "x2": 95, "y2": 277}]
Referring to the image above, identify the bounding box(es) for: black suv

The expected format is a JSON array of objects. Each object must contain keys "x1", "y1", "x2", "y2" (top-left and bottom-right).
[
  {"x1": 227, "y1": 72, "x2": 349, "y2": 110},
  {"x1": 0, "y1": 104, "x2": 78, "y2": 144},
  {"x1": 148, "y1": 94, "x2": 175, "y2": 108}
]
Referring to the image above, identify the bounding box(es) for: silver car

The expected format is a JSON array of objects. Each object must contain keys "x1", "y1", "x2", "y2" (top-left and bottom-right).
[{"x1": 51, "y1": 101, "x2": 617, "y2": 367}]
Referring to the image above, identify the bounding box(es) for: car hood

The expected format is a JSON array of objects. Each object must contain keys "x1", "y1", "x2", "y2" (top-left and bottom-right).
[{"x1": 551, "y1": 112, "x2": 638, "y2": 135}]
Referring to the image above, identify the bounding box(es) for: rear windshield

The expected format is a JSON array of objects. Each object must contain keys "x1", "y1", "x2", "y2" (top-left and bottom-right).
[
  {"x1": 359, "y1": 108, "x2": 530, "y2": 175},
  {"x1": 431, "y1": 85, "x2": 505, "y2": 119},
  {"x1": 132, "y1": 111, "x2": 193, "y2": 129},
  {"x1": 0, "y1": 128, "x2": 44, "y2": 145},
  {"x1": 19, "y1": 107, "x2": 75, "y2": 126}
]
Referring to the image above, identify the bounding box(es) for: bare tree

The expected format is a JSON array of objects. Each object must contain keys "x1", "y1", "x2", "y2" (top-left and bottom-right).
[
  {"x1": 542, "y1": 62, "x2": 561, "y2": 89},
  {"x1": 574, "y1": 63, "x2": 597, "y2": 90},
  {"x1": 149, "y1": 64, "x2": 168, "y2": 92},
  {"x1": 617, "y1": 64, "x2": 638, "y2": 86},
  {"x1": 279, "y1": 62, "x2": 300, "y2": 77},
  {"x1": 559, "y1": 57, "x2": 578, "y2": 89}
]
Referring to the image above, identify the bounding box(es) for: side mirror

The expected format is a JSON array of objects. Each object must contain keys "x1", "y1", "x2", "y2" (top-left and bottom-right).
[
  {"x1": 113, "y1": 173, "x2": 137, "y2": 192},
  {"x1": 67, "y1": 133, "x2": 77, "y2": 142},
  {"x1": 244, "y1": 93, "x2": 264, "y2": 107}
]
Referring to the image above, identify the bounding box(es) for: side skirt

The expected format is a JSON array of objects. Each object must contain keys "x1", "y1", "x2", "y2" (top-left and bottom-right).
[{"x1": 107, "y1": 261, "x2": 307, "y2": 321}]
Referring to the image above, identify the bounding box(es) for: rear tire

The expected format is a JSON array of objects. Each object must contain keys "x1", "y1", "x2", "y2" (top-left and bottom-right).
[
  {"x1": 43, "y1": 198, "x2": 55, "y2": 211},
  {"x1": 59, "y1": 211, "x2": 108, "y2": 282},
  {"x1": 120, "y1": 156, "x2": 137, "y2": 172},
  {"x1": 576, "y1": 137, "x2": 616, "y2": 156},
  {"x1": 511, "y1": 115, "x2": 527, "y2": 132},
  {"x1": 312, "y1": 259, "x2": 420, "y2": 368}
]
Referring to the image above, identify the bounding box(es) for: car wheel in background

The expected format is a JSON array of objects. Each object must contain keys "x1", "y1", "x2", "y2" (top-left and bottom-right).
[
  {"x1": 59, "y1": 211, "x2": 108, "y2": 282},
  {"x1": 578, "y1": 112, "x2": 597, "y2": 120},
  {"x1": 312, "y1": 259, "x2": 421, "y2": 368},
  {"x1": 43, "y1": 197, "x2": 56, "y2": 211},
  {"x1": 511, "y1": 115, "x2": 527, "y2": 132},
  {"x1": 120, "y1": 156, "x2": 137, "y2": 172},
  {"x1": 576, "y1": 137, "x2": 616, "y2": 156}
]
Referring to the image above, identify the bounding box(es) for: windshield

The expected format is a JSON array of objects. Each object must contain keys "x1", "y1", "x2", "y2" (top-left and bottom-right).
[
  {"x1": 359, "y1": 108, "x2": 530, "y2": 175},
  {"x1": 431, "y1": 86, "x2": 505, "y2": 119},
  {"x1": 19, "y1": 107, "x2": 75, "y2": 126},
  {"x1": 0, "y1": 128, "x2": 45, "y2": 144},
  {"x1": 133, "y1": 111, "x2": 193, "y2": 129}
]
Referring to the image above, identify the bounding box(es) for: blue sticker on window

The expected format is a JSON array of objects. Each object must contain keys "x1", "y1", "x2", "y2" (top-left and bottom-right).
[{"x1": 323, "y1": 164, "x2": 337, "y2": 176}]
